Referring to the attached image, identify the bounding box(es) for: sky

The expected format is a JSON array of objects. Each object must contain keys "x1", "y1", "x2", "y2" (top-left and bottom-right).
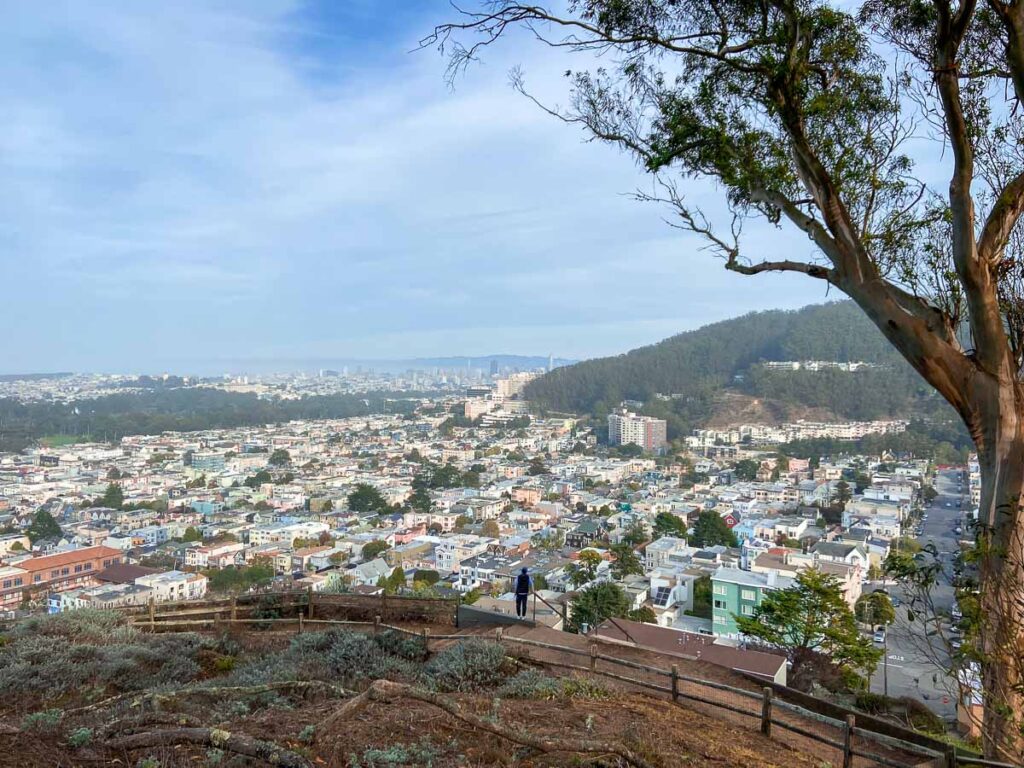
[{"x1": 0, "y1": 0, "x2": 830, "y2": 374}]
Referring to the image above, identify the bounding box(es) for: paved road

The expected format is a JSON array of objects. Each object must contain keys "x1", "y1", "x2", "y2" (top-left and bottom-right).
[{"x1": 865, "y1": 468, "x2": 968, "y2": 720}]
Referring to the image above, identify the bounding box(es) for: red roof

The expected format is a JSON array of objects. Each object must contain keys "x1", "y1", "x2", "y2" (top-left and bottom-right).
[{"x1": 18, "y1": 546, "x2": 122, "y2": 573}]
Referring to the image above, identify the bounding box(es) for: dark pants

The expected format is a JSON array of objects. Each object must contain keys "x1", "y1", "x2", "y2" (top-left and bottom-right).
[{"x1": 515, "y1": 593, "x2": 528, "y2": 617}]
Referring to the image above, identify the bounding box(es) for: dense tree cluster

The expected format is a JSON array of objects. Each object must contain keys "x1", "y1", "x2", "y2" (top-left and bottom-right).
[
  {"x1": 525, "y1": 303, "x2": 955, "y2": 437},
  {"x1": 0, "y1": 389, "x2": 426, "y2": 452}
]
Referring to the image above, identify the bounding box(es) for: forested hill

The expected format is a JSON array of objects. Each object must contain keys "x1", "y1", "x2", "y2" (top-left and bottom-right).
[{"x1": 524, "y1": 302, "x2": 950, "y2": 430}]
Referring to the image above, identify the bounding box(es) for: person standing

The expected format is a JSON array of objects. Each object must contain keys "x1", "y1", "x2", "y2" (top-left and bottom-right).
[{"x1": 514, "y1": 566, "x2": 532, "y2": 619}]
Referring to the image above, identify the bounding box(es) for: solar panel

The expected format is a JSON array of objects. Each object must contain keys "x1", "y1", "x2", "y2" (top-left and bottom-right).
[{"x1": 652, "y1": 586, "x2": 672, "y2": 607}]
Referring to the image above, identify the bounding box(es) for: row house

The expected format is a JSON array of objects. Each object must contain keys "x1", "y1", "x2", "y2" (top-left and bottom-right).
[
  {"x1": 135, "y1": 570, "x2": 208, "y2": 602},
  {"x1": 1, "y1": 545, "x2": 124, "y2": 609},
  {"x1": 184, "y1": 541, "x2": 245, "y2": 569}
]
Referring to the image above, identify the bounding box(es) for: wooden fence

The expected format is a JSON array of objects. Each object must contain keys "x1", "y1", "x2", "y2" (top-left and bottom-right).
[
  {"x1": 120, "y1": 600, "x2": 1024, "y2": 768},
  {"x1": 123, "y1": 589, "x2": 459, "y2": 629}
]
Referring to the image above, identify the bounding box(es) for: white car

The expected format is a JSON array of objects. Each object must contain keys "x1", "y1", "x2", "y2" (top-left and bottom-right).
[{"x1": 872, "y1": 630, "x2": 886, "y2": 644}]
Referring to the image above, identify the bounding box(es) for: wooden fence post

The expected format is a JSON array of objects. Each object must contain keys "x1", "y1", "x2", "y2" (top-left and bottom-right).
[
  {"x1": 307, "y1": 586, "x2": 315, "y2": 620},
  {"x1": 760, "y1": 687, "x2": 773, "y2": 737},
  {"x1": 495, "y1": 627, "x2": 503, "y2": 644},
  {"x1": 148, "y1": 596, "x2": 155, "y2": 630},
  {"x1": 298, "y1": 612, "x2": 304, "y2": 634},
  {"x1": 422, "y1": 628, "x2": 429, "y2": 650},
  {"x1": 589, "y1": 644, "x2": 597, "y2": 673},
  {"x1": 842, "y1": 714, "x2": 855, "y2": 768},
  {"x1": 944, "y1": 744, "x2": 957, "y2": 768},
  {"x1": 230, "y1": 596, "x2": 237, "y2": 622},
  {"x1": 374, "y1": 615, "x2": 381, "y2": 635},
  {"x1": 671, "y1": 665, "x2": 679, "y2": 703}
]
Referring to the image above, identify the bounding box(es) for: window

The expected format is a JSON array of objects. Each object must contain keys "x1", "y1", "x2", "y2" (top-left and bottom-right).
[
  {"x1": 714, "y1": 614, "x2": 727, "y2": 624},
  {"x1": 741, "y1": 605, "x2": 754, "y2": 616},
  {"x1": 74, "y1": 565, "x2": 82, "y2": 573},
  {"x1": 61, "y1": 568, "x2": 69, "y2": 576},
  {"x1": 741, "y1": 589, "x2": 756, "y2": 601},
  {"x1": 13, "y1": 578, "x2": 22, "y2": 586},
  {"x1": 84, "y1": 563, "x2": 92, "y2": 571},
  {"x1": 1, "y1": 580, "x2": 9, "y2": 589},
  {"x1": 713, "y1": 599, "x2": 726, "y2": 609},
  {"x1": 713, "y1": 584, "x2": 727, "y2": 595},
  {"x1": 50, "y1": 570, "x2": 59, "y2": 578},
  {"x1": 34, "y1": 575, "x2": 41, "y2": 583}
]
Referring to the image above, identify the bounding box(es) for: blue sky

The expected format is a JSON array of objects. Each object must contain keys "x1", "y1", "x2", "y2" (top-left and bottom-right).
[{"x1": 0, "y1": 0, "x2": 828, "y2": 374}]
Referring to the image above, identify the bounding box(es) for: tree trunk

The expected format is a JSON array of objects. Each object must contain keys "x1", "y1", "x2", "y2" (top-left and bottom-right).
[{"x1": 973, "y1": 380, "x2": 1024, "y2": 761}]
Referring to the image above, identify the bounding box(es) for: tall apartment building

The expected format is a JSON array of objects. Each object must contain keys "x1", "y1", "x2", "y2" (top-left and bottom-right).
[{"x1": 608, "y1": 410, "x2": 668, "y2": 452}]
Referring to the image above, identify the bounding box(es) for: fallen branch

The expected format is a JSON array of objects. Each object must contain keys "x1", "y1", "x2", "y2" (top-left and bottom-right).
[
  {"x1": 106, "y1": 727, "x2": 311, "y2": 768},
  {"x1": 319, "y1": 679, "x2": 658, "y2": 768},
  {"x1": 66, "y1": 680, "x2": 350, "y2": 718}
]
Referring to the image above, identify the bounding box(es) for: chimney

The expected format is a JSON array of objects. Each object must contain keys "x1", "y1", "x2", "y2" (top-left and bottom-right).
[{"x1": 766, "y1": 571, "x2": 778, "y2": 588}]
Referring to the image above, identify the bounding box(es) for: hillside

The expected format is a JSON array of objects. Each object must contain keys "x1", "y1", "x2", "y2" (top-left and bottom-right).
[
  {"x1": 525, "y1": 302, "x2": 954, "y2": 437},
  {"x1": 0, "y1": 610, "x2": 827, "y2": 768}
]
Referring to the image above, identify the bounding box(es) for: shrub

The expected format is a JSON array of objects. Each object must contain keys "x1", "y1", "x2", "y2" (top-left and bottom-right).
[
  {"x1": 298, "y1": 724, "x2": 316, "y2": 743},
  {"x1": 374, "y1": 630, "x2": 428, "y2": 662},
  {"x1": 213, "y1": 656, "x2": 236, "y2": 673},
  {"x1": 422, "y1": 640, "x2": 508, "y2": 692},
  {"x1": 68, "y1": 727, "x2": 93, "y2": 747},
  {"x1": 855, "y1": 692, "x2": 888, "y2": 714},
  {"x1": 357, "y1": 741, "x2": 438, "y2": 767},
  {"x1": 497, "y1": 669, "x2": 609, "y2": 700},
  {"x1": 22, "y1": 709, "x2": 62, "y2": 732}
]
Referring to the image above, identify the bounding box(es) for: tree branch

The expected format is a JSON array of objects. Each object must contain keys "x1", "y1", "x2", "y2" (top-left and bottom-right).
[
  {"x1": 979, "y1": 170, "x2": 1024, "y2": 263},
  {"x1": 106, "y1": 727, "x2": 312, "y2": 768}
]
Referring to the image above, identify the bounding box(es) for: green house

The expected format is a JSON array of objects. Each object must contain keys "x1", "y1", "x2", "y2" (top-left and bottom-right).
[{"x1": 711, "y1": 566, "x2": 794, "y2": 639}]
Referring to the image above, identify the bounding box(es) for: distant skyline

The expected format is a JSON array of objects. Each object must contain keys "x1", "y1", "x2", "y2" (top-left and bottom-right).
[{"x1": 0, "y1": 1, "x2": 827, "y2": 374}]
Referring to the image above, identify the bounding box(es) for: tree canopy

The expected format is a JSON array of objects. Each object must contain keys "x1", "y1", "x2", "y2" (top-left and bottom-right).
[
  {"x1": 690, "y1": 511, "x2": 738, "y2": 549},
  {"x1": 652, "y1": 511, "x2": 688, "y2": 539},
  {"x1": 361, "y1": 540, "x2": 391, "y2": 561},
  {"x1": 736, "y1": 569, "x2": 881, "y2": 686},
  {"x1": 347, "y1": 483, "x2": 390, "y2": 514},
  {"x1": 26, "y1": 509, "x2": 62, "y2": 543},
  {"x1": 855, "y1": 590, "x2": 896, "y2": 627}
]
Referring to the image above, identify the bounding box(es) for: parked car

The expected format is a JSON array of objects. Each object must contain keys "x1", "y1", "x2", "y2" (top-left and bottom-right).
[{"x1": 872, "y1": 629, "x2": 886, "y2": 644}]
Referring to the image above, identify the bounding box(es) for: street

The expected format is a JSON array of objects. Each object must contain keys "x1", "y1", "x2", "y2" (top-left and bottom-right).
[{"x1": 866, "y1": 468, "x2": 968, "y2": 720}]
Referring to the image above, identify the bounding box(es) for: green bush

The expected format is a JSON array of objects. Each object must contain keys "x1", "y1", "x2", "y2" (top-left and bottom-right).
[
  {"x1": 422, "y1": 640, "x2": 508, "y2": 692},
  {"x1": 497, "y1": 669, "x2": 609, "y2": 700},
  {"x1": 22, "y1": 709, "x2": 62, "y2": 732},
  {"x1": 854, "y1": 692, "x2": 888, "y2": 714},
  {"x1": 68, "y1": 727, "x2": 93, "y2": 747}
]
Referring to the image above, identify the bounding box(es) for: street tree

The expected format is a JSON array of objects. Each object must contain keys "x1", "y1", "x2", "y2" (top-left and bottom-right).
[
  {"x1": 268, "y1": 449, "x2": 291, "y2": 467},
  {"x1": 652, "y1": 511, "x2": 688, "y2": 539},
  {"x1": 691, "y1": 511, "x2": 738, "y2": 549},
  {"x1": 855, "y1": 590, "x2": 896, "y2": 629},
  {"x1": 347, "y1": 483, "x2": 389, "y2": 514},
  {"x1": 610, "y1": 543, "x2": 644, "y2": 579},
  {"x1": 568, "y1": 581, "x2": 631, "y2": 632},
  {"x1": 26, "y1": 509, "x2": 62, "y2": 543},
  {"x1": 736, "y1": 569, "x2": 881, "y2": 685},
  {"x1": 481, "y1": 519, "x2": 501, "y2": 538},
  {"x1": 568, "y1": 549, "x2": 603, "y2": 587},
  {"x1": 361, "y1": 540, "x2": 391, "y2": 561}
]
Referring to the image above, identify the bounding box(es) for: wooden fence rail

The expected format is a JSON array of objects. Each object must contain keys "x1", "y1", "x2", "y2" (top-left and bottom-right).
[{"x1": 123, "y1": 606, "x2": 1007, "y2": 768}]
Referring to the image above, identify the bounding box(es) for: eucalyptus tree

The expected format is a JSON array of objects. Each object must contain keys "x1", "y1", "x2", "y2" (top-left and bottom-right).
[{"x1": 427, "y1": 1, "x2": 1024, "y2": 757}]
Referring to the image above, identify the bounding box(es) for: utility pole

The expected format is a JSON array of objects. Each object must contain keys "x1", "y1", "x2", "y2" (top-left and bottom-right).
[{"x1": 883, "y1": 628, "x2": 889, "y2": 697}]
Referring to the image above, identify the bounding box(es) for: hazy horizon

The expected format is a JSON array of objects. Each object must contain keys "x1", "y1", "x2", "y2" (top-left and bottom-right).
[{"x1": 1, "y1": 1, "x2": 827, "y2": 373}]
